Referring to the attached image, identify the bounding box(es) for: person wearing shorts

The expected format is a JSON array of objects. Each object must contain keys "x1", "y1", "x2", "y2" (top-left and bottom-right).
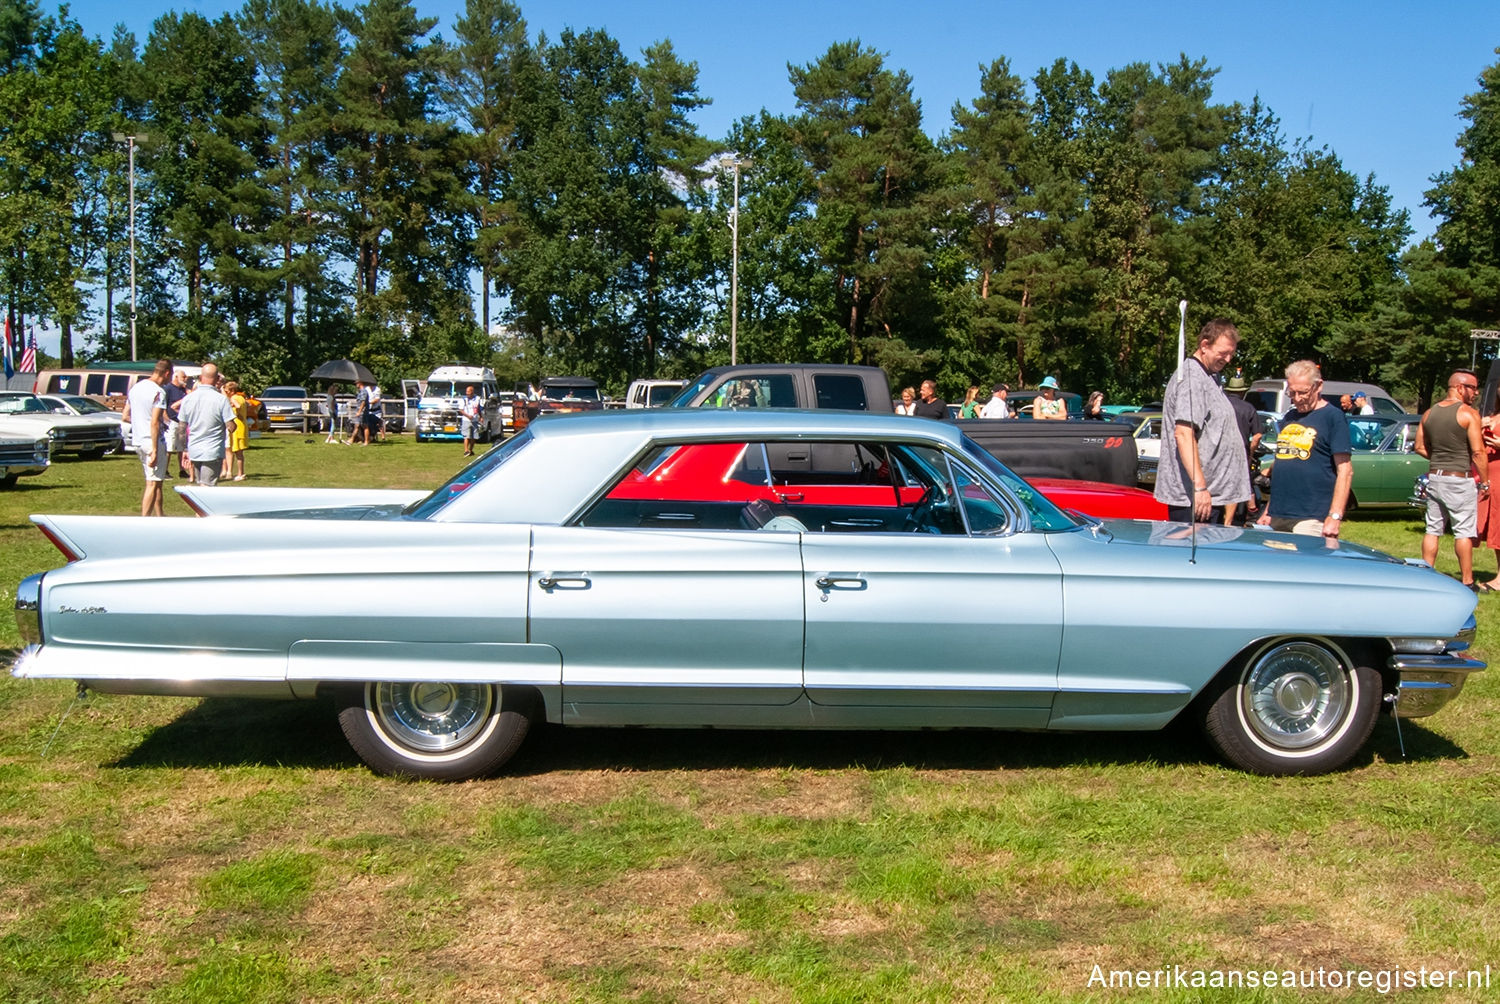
[
  {"x1": 164, "y1": 368, "x2": 190, "y2": 477},
  {"x1": 459, "y1": 385, "x2": 481, "y2": 456},
  {"x1": 1416, "y1": 369, "x2": 1489, "y2": 591},
  {"x1": 124, "y1": 359, "x2": 172, "y2": 516}
]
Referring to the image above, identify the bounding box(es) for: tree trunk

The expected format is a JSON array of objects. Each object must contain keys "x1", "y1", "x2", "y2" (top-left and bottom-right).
[{"x1": 848, "y1": 276, "x2": 861, "y2": 364}]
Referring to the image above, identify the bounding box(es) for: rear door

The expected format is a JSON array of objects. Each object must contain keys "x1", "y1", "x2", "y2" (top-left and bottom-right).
[{"x1": 528, "y1": 526, "x2": 805, "y2": 716}]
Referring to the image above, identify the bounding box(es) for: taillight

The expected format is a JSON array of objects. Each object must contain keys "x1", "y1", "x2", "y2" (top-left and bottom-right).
[{"x1": 37, "y1": 525, "x2": 81, "y2": 562}]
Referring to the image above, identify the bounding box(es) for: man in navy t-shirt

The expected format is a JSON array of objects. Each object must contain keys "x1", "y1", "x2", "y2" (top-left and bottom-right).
[{"x1": 1257, "y1": 360, "x2": 1352, "y2": 537}]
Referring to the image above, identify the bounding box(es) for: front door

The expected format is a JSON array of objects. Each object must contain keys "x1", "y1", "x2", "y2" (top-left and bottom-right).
[{"x1": 799, "y1": 447, "x2": 1064, "y2": 727}]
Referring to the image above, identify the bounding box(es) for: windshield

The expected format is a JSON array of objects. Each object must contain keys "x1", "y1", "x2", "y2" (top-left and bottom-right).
[
  {"x1": 959, "y1": 437, "x2": 1081, "y2": 531},
  {"x1": 261, "y1": 387, "x2": 306, "y2": 400},
  {"x1": 0, "y1": 396, "x2": 48, "y2": 414},
  {"x1": 667, "y1": 372, "x2": 718, "y2": 407},
  {"x1": 1347, "y1": 415, "x2": 1397, "y2": 451},
  {"x1": 425, "y1": 381, "x2": 466, "y2": 398},
  {"x1": 404, "y1": 430, "x2": 533, "y2": 519},
  {"x1": 54, "y1": 395, "x2": 113, "y2": 414}
]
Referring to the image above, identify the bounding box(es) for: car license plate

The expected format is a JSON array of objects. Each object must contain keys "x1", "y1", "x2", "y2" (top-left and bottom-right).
[{"x1": 444, "y1": 425, "x2": 457, "y2": 432}]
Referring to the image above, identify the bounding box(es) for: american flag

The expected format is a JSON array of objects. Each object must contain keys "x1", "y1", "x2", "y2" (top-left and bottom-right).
[{"x1": 20, "y1": 331, "x2": 37, "y2": 372}]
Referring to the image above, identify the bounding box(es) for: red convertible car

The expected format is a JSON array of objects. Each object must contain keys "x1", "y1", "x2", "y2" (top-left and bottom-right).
[{"x1": 606, "y1": 442, "x2": 1166, "y2": 520}]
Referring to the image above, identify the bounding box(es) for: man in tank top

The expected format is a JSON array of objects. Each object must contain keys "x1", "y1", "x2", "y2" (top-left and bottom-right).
[{"x1": 1416, "y1": 369, "x2": 1489, "y2": 591}]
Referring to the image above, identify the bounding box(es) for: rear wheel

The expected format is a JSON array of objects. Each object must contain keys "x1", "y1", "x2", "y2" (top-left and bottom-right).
[
  {"x1": 1201, "y1": 639, "x2": 1381, "y2": 775},
  {"x1": 337, "y1": 682, "x2": 534, "y2": 780}
]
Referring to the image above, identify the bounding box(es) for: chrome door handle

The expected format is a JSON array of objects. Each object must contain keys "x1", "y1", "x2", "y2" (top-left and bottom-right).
[
  {"x1": 815, "y1": 573, "x2": 866, "y2": 590},
  {"x1": 538, "y1": 572, "x2": 590, "y2": 590}
]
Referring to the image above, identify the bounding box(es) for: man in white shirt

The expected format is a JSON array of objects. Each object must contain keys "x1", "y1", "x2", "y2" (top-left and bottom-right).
[
  {"x1": 122, "y1": 358, "x2": 173, "y2": 516},
  {"x1": 979, "y1": 383, "x2": 1011, "y2": 419}
]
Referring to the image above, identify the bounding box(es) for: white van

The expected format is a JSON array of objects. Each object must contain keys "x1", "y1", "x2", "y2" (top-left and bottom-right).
[
  {"x1": 414, "y1": 365, "x2": 504, "y2": 442},
  {"x1": 1247, "y1": 379, "x2": 1404, "y2": 417}
]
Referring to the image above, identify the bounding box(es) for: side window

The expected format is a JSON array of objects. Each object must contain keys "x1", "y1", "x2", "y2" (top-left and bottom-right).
[
  {"x1": 813, "y1": 374, "x2": 868, "y2": 410},
  {"x1": 106, "y1": 375, "x2": 131, "y2": 395},
  {"x1": 699, "y1": 375, "x2": 796, "y2": 409},
  {"x1": 579, "y1": 439, "x2": 1003, "y2": 536},
  {"x1": 948, "y1": 459, "x2": 1011, "y2": 535},
  {"x1": 84, "y1": 373, "x2": 105, "y2": 395},
  {"x1": 50, "y1": 375, "x2": 79, "y2": 393}
]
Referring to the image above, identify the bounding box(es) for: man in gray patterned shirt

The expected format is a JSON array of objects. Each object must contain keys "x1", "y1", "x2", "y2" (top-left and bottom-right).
[{"x1": 1154, "y1": 319, "x2": 1251, "y2": 524}]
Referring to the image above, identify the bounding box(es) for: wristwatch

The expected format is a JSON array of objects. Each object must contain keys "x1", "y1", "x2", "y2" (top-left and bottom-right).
[{"x1": 1327, "y1": 512, "x2": 1342, "y2": 521}]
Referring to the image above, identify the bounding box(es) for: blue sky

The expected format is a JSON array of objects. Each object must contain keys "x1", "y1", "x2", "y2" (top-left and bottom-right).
[
  {"x1": 24, "y1": 0, "x2": 1498, "y2": 357},
  {"x1": 59, "y1": 0, "x2": 1500, "y2": 243}
]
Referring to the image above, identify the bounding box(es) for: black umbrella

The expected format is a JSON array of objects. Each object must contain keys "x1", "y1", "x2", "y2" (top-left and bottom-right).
[{"x1": 309, "y1": 359, "x2": 377, "y2": 384}]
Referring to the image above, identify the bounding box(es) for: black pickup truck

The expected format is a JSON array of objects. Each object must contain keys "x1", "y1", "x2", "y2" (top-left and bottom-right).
[{"x1": 669, "y1": 364, "x2": 1138, "y2": 486}]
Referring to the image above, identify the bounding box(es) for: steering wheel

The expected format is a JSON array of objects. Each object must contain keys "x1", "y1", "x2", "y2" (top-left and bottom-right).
[{"x1": 903, "y1": 486, "x2": 941, "y2": 533}]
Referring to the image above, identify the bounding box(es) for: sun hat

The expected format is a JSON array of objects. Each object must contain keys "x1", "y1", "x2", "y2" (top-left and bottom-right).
[
  {"x1": 1224, "y1": 374, "x2": 1249, "y2": 392},
  {"x1": 1038, "y1": 375, "x2": 1059, "y2": 390}
]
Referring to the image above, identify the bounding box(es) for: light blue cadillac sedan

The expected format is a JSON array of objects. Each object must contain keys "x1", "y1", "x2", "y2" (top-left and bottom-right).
[{"x1": 12, "y1": 409, "x2": 1482, "y2": 780}]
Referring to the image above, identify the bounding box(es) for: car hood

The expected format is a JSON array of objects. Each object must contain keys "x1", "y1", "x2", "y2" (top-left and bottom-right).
[
  {"x1": 0, "y1": 413, "x2": 111, "y2": 431},
  {"x1": 1096, "y1": 518, "x2": 1404, "y2": 564}
]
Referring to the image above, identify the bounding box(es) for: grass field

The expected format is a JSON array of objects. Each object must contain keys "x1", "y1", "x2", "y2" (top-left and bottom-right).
[{"x1": 3, "y1": 437, "x2": 1498, "y2": 1002}]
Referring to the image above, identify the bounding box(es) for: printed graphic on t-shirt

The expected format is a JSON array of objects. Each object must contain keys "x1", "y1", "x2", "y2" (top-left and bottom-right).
[{"x1": 1275, "y1": 424, "x2": 1318, "y2": 461}]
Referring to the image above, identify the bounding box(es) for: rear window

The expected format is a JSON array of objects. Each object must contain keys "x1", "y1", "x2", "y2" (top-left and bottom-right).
[
  {"x1": 1245, "y1": 390, "x2": 1278, "y2": 413},
  {"x1": 405, "y1": 429, "x2": 533, "y2": 519},
  {"x1": 544, "y1": 383, "x2": 599, "y2": 401},
  {"x1": 646, "y1": 384, "x2": 679, "y2": 406}
]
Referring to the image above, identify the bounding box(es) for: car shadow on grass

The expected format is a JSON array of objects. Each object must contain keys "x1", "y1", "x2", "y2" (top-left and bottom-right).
[
  {"x1": 509, "y1": 713, "x2": 1471, "y2": 775},
  {"x1": 109, "y1": 695, "x2": 358, "y2": 771},
  {"x1": 106, "y1": 697, "x2": 1472, "y2": 776}
]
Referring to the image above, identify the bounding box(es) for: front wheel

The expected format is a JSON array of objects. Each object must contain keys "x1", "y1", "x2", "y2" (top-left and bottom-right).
[
  {"x1": 1201, "y1": 639, "x2": 1381, "y2": 775},
  {"x1": 337, "y1": 682, "x2": 534, "y2": 780}
]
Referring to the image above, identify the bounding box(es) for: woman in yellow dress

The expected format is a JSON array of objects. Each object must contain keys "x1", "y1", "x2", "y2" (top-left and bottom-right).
[{"x1": 225, "y1": 381, "x2": 249, "y2": 481}]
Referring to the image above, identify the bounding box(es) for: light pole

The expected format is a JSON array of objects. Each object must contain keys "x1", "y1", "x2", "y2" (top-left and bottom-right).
[
  {"x1": 726, "y1": 157, "x2": 750, "y2": 366},
  {"x1": 112, "y1": 133, "x2": 142, "y2": 361}
]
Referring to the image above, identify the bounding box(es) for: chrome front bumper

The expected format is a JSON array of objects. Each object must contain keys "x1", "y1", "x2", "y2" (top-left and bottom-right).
[{"x1": 1387, "y1": 615, "x2": 1485, "y2": 718}]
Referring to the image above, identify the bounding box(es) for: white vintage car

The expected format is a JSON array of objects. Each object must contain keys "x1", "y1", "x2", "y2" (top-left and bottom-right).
[
  {"x1": 0, "y1": 431, "x2": 49, "y2": 487},
  {"x1": 11, "y1": 410, "x2": 1483, "y2": 780},
  {"x1": 0, "y1": 391, "x2": 125, "y2": 458}
]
